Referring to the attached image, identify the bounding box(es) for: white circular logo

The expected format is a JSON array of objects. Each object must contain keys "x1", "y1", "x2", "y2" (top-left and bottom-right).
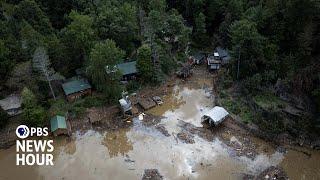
[{"x1": 16, "y1": 125, "x2": 30, "y2": 139}]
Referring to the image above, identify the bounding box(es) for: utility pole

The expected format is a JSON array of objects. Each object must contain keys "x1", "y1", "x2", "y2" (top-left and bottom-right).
[{"x1": 237, "y1": 45, "x2": 241, "y2": 80}]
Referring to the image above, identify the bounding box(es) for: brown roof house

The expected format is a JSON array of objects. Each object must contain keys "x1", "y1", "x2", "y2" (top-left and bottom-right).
[
  {"x1": 0, "y1": 94, "x2": 22, "y2": 116},
  {"x1": 62, "y1": 79, "x2": 92, "y2": 102}
]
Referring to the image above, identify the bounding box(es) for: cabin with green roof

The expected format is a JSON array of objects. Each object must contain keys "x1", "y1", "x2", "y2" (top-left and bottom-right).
[
  {"x1": 117, "y1": 61, "x2": 137, "y2": 81},
  {"x1": 62, "y1": 78, "x2": 92, "y2": 101},
  {"x1": 50, "y1": 115, "x2": 68, "y2": 136}
]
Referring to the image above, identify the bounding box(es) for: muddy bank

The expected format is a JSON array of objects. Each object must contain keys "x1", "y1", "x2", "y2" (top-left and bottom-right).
[
  {"x1": 68, "y1": 105, "x2": 133, "y2": 135},
  {"x1": 214, "y1": 69, "x2": 320, "y2": 150},
  {"x1": 0, "y1": 116, "x2": 22, "y2": 149},
  {"x1": 254, "y1": 166, "x2": 288, "y2": 180}
]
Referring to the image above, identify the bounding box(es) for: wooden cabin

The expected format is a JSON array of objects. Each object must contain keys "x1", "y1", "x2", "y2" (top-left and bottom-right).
[
  {"x1": 117, "y1": 61, "x2": 137, "y2": 81},
  {"x1": 62, "y1": 79, "x2": 92, "y2": 102}
]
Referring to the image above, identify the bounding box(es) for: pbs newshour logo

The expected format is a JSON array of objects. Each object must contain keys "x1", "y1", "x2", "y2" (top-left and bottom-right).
[
  {"x1": 15, "y1": 125, "x2": 54, "y2": 166},
  {"x1": 16, "y1": 125, "x2": 30, "y2": 139}
]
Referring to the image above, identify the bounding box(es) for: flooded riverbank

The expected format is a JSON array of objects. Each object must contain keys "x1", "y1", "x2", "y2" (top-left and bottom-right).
[{"x1": 0, "y1": 67, "x2": 319, "y2": 180}]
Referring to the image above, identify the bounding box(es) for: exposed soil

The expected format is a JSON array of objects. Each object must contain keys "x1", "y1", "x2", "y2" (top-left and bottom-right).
[
  {"x1": 0, "y1": 116, "x2": 20, "y2": 148},
  {"x1": 141, "y1": 113, "x2": 162, "y2": 126},
  {"x1": 254, "y1": 166, "x2": 288, "y2": 180}
]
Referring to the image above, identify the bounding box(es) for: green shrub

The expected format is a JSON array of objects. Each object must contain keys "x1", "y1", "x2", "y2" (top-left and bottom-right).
[
  {"x1": 126, "y1": 81, "x2": 141, "y2": 93},
  {"x1": 49, "y1": 99, "x2": 70, "y2": 116},
  {"x1": 161, "y1": 59, "x2": 176, "y2": 75},
  {"x1": 221, "y1": 98, "x2": 241, "y2": 114},
  {"x1": 83, "y1": 96, "x2": 105, "y2": 108},
  {"x1": 22, "y1": 87, "x2": 47, "y2": 126},
  {"x1": 240, "y1": 108, "x2": 254, "y2": 123},
  {"x1": 254, "y1": 92, "x2": 285, "y2": 111}
]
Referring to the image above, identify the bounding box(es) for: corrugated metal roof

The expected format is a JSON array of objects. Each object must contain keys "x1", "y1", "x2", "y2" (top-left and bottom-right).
[
  {"x1": 117, "y1": 61, "x2": 137, "y2": 76},
  {"x1": 216, "y1": 47, "x2": 230, "y2": 58},
  {"x1": 50, "y1": 115, "x2": 67, "y2": 132},
  {"x1": 62, "y1": 79, "x2": 91, "y2": 95},
  {"x1": 193, "y1": 53, "x2": 205, "y2": 60},
  {"x1": 201, "y1": 106, "x2": 229, "y2": 125}
]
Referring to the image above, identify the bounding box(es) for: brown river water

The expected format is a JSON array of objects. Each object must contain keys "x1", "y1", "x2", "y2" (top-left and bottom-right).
[{"x1": 1, "y1": 73, "x2": 320, "y2": 180}]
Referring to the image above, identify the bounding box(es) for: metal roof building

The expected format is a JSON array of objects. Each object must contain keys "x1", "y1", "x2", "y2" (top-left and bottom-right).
[
  {"x1": 50, "y1": 115, "x2": 68, "y2": 136},
  {"x1": 117, "y1": 61, "x2": 137, "y2": 76},
  {"x1": 62, "y1": 79, "x2": 92, "y2": 96},
  {"x1": 216, "y1": 47, "x2": 231, "y2": 64},
  {"x1": 201, "y1": 106, "x2": 229, "y2": 126}
]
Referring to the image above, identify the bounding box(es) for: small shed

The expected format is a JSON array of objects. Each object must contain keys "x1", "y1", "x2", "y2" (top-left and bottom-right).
[
  {"x1": 62, "y1": 79, "x2": 92, "y2": 102},
  {"x1": 201, "y1": 106, "x2": 229, "y2": 126},
  {"x1": 0, "y1": 94, "x2": 22, "y2": 116},
  {"x1": 117, "y1": 61, "x2": 137, "y2": 81},
  {"x1": 50, "y1": 115, "x2": 68, "y2": 136}
]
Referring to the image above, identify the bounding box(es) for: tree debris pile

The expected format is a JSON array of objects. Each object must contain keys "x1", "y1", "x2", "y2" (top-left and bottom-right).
[
  {"x1": 177, "y1": 131, "x2": 195, "y2": 144},
  {"x1": 155, "y1": 124, "x2": 170, "y2": 137},
  {"x1": 142, "y1": 169, "x2": 163, "y2": 180}
]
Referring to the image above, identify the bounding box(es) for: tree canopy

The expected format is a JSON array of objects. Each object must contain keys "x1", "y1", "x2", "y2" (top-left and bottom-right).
[{"x1": 0, "y1": 0, "x2": 319, "y2": 131}]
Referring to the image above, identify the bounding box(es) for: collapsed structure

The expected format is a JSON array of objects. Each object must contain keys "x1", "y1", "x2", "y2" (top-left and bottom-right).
[{"x1": 0, "y1": 94, "x2": 22, "y2": 116}]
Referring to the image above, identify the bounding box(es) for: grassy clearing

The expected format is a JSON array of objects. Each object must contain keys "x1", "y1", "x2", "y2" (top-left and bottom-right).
[
  {"x1": 219, "y1": 91, "x2": 254, "y2": 123},
  {"x1": 253, "y1": 92, "x2": 286, "y2": 111}
]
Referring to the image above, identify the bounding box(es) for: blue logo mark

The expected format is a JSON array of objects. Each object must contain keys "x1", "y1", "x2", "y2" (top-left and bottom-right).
[{"x1": 16, "y1": 125, "x2": 30, "y2": 139}]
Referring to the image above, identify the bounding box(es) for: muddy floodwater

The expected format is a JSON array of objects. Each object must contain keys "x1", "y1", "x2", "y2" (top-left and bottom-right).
[{"x1": 1, "y1": 74, "x2": 320, "y2": 180}]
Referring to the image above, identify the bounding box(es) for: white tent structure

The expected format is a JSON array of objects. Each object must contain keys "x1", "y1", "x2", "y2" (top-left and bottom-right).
[{"x1": 201, "y1": 106, "x2": 229, "y2": 126}]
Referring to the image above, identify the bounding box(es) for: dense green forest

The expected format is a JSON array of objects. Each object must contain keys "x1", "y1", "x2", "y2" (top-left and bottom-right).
[{"x1": 0, "y1": 0, "x2": 319, "y2": 137}]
